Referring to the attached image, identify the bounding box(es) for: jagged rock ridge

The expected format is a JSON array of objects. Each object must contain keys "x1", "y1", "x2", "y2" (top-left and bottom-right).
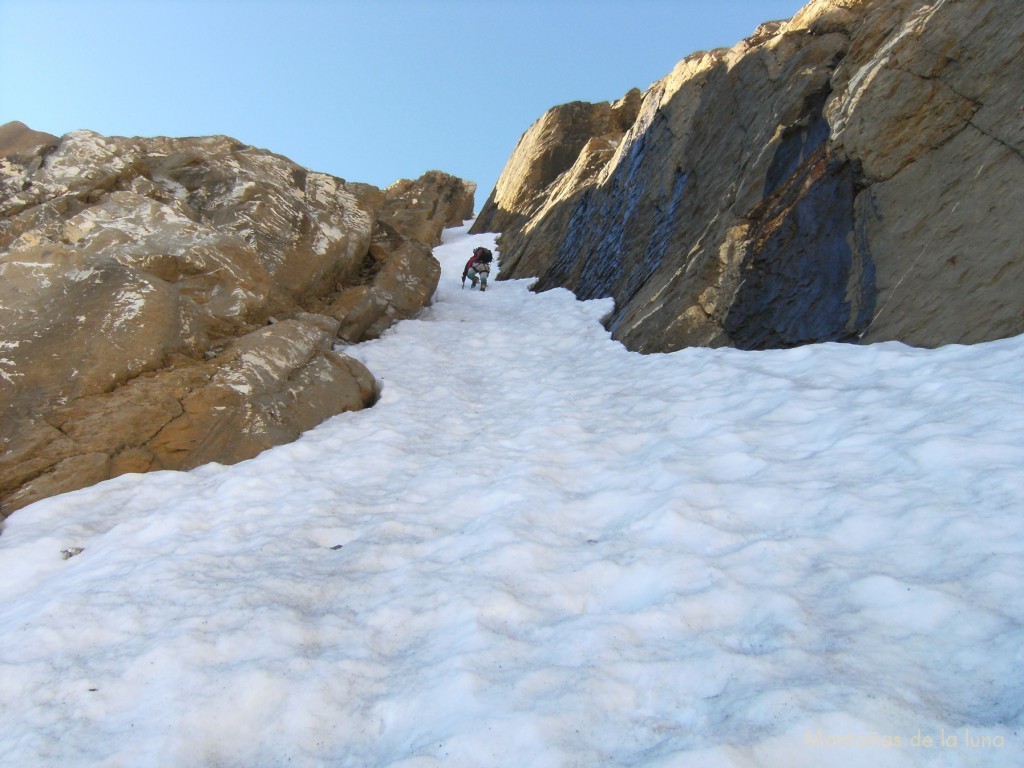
[
  {"x1": 474, "y1": 0, "x2": 1023, "y2": 352},
  {"x1": 0, "y1": 123, "x2": 475, "y2": 515}
]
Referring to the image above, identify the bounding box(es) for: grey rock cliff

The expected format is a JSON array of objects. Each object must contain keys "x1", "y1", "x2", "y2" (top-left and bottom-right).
[
  {"x1": 0, "y1": 127, "x2": 473, "y2": 516},
  {"x1": 476, "y1": 0, "x2": 1023, "y2": 352}
]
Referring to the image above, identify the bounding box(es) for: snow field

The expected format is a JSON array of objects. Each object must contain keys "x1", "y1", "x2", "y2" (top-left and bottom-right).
[{"x1": 0, "y1": 224, "x2": 1022, "y2": 766}]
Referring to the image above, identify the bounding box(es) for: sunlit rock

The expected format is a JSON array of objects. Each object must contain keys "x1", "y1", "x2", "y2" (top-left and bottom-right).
[
  {"x1": 477, "y1": 0, "x2": 1023, "y2": 352},
  {"x1": 0, "y1": 125, "x2": 473, "y2": 515}
]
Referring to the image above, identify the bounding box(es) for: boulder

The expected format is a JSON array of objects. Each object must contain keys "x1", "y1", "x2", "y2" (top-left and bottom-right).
[
  {"x1": 476, "y1": 0, "x2": 1024, "y2": 352},
  {"x1": 0, "y1": 124, "x2": 473, "y2": 516}
]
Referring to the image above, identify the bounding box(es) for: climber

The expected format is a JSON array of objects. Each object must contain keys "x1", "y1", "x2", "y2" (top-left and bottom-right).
[{"x1": 462, "y1": 247, "x2": 493, "y2": 291}]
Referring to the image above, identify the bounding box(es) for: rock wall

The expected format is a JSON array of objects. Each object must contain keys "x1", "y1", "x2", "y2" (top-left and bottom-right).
[
  {"x1": 470, "y1": 90, "x2": 641, "y2": 237},
  {"x1": 0, "y1": 123, "x2": 474, "y2": 516},
  {"x1": 476, "y1": 0, "x2": 1024, "y2": 353}
]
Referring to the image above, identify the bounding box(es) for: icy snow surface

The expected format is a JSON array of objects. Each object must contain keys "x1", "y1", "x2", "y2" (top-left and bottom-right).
[{"x1": 1, "y1": 225, "x2": 1022, "y2": 767}]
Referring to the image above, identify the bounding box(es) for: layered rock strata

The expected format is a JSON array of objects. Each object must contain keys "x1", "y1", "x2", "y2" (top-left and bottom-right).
[
  {"x1": 476, "y1": 0, "x2": 1023, "y2": 352},
  {"x1": 0, "y1": 122, "x2": 474, "y2": 516}
]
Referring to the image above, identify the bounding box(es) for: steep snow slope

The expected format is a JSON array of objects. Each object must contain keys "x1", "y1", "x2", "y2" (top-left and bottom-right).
[{"x1": 0, "y1": 225, "x2": 1021, "y2": 766}]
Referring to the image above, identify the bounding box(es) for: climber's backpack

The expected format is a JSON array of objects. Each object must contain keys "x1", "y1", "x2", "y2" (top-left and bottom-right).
[{"x1": 463, "y1": 247, "x2": 493, "y2": 280}]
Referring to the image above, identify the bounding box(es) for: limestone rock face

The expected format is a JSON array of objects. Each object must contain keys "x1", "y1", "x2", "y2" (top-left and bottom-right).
[
  {"x1": 0, "y1": 121, "x2": 58, "y2": 159},
  {"x1": 0, "y1": 125, "x2": 473, "y2": 516},
  {"x1": 478, "y1": 0, "x2": 1023, "y2": 352},
  {"x1": 0, "y1": 243, "x2": 204, "y2": 424},
  {"x1": 470, "y1": 89, "x2": 642, "y2": 237},
  {"x1": 380, "y1": 170, "x2": 476, "y2": 247},
  {"x1": 328, "y1": 235, "x2": 442, "y2": 344},
  {"x1": 1, "y1": 130, "x2": 379, "y2": 337},
  {"x1": 0, "y1": 317, "x2": 377, "y2": 513}
]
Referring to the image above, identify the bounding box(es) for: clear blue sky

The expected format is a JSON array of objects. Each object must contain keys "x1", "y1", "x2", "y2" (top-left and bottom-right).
[{"x1": 1, "y1": 0, "x2": 807, "y2": 206}]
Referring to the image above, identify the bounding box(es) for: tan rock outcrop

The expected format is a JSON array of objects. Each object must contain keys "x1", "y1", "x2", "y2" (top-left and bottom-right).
[
  {"x1": 0, "y1": 244, "x2": 209, "y2": 462},
  {"x1": 0, "y1": 125, "x2": 473, "y2": 517},
  {"x1": 380, "y1": 170, "x2": 476, "y2": 247},
  {"x1": 327, "y1": 235, "x2": 442, "y2": 344},
  {"x1": 0, "y1": 121, "x2": 57, "y2": 159},
  {"x1": 470, "y1": 89, "x2": 641, "y2": 237},
  {"x1": 477, "y1": 0, "x2": 1023, "y2": 352},
  {"x1": 1, "y1": 317, "x2": 377, "y2": 512}
]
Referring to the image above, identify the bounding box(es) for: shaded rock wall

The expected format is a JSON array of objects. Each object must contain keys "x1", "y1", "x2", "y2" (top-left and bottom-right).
[
  {"x1": 477, "y1": 0, "x2": 1024, "y2": 352},
  {"x1": 0, "y1": 124, "x2": 473, "y2": 516}
]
